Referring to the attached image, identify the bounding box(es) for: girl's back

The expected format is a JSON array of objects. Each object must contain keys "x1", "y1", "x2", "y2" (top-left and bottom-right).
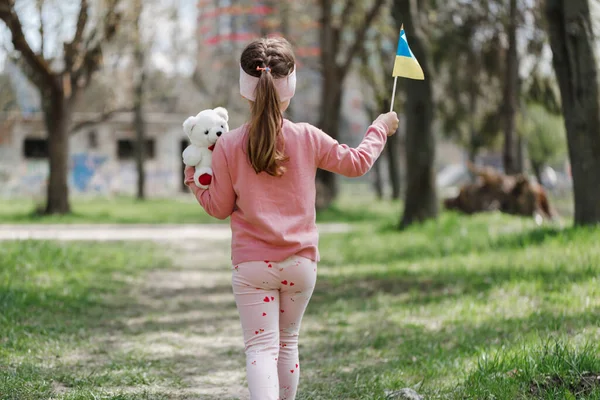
[
  {"x1": 212, "y1": 117, "x2": 388, "y2": 265},
  {"x1": 224, "y1": 120, "x2": 319, "y2": 263}
]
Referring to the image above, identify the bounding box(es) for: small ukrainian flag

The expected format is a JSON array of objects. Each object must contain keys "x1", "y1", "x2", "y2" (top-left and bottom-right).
[{"x1": 392, "y1": 25, "x2": 424, "y2": 80}]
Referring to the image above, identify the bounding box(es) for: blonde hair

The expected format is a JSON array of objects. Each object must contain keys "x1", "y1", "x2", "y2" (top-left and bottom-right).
[{"x1": 240, "y1": 37, "x2": 295, "y2": 176}]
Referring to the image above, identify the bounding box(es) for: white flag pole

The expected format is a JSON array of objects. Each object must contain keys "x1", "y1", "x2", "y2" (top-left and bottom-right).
[{"x1": 389, "y1": 76, "x2": 398, "y2": 112}]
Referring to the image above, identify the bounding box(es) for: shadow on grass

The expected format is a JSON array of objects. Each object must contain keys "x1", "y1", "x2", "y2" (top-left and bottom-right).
[
  {"x1": 299, "y1": 307, "x2": 600, "y2": 399},
  {"x1": 0, "y1": 240, "x2": 243, "y2": 399},
  {"x1": 297, "y1": 222, "x2": 600, "y2": 398},
  {"x1": 309, "y1": 258, "x2": 599, "y2": 310},
  {"x1": 316, "y1": 201, "x2": 400, "y2": 224},
  {"x1": 0, "y1": 197, "x2": 221, "y2": 225},
  {"x1": 321, "y1": 222, "x2": 598, "y2": 267}
]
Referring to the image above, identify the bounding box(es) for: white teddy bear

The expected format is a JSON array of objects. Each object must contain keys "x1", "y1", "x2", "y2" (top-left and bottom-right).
[{"x1": 182, "y1": 107, "x2": 229, "y2": 188}]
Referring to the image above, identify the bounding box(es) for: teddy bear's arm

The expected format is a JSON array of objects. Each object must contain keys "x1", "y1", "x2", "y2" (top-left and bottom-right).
[{"x1": 182, "y1": 145, "x2": 203, "y2": 166}]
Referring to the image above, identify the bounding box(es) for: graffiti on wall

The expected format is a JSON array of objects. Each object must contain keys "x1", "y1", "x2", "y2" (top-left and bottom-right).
[
  {"x1": 0, "y1": 152, "x2": 180, "y2": 197},
  {"x1": 0, "y1": 160, "x2": 48, "y2": 196},
  {"x1": 71, "y1": 153, "x2": 109, "y2": 192}
]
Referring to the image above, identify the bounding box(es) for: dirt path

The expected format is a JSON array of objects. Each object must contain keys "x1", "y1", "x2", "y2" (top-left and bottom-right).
[
  {"x1": 124, "y1": 238, "x2": 249, "y2": 399},
  {"x1": 0, "y1": 224, "x2": 349, "y2": 399},
  {"x1": 0, "y1": 223, "x2": 349, "y2": 241}
]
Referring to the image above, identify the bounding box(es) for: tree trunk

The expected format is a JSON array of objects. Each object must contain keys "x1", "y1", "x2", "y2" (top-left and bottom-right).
[
  {"x1": 383, "y1": 97, "x2": 401, "y2": 199},
  {"x1": 516, "y1": 132, "x2": 525, "y2": 173},
  {"x1": 386, "y1": 133, "x2": 401, "y2": 200},
  {"x1": 316, "y1": 69, "x2": 343, "y2": 209},
  {"x1": 546, "y1": 0, "x2": 600, "y2": 225},
  {"x1": 532, "y1": 162, "x2": 543, "y2": 186},
  {"x1": 372, "y1": 157, "x2": 384, "y2": 200},
  {"x1": 133, "y1": 0, "x2": 146, "y2": 200},
  {"x1": 133, "y1": 68, "x2": 146, "y2": 201},
  {"x1": 43, "y1": 88, "x2": 72, "y2": 214},
  {"x1": 366, "y1": 104, "x2": 385, "y2": 199},
  {"x1": 502, "y1": 0, "x2": 521, "y2": 175},
  {"x1": 468, "y1": 70, "x2": 479, "y2": 163},
  {"x1": 316, "y1": 0, "x2": 343, "y2": 209},
  {"x1": 395, "y1": 0, "x2": 438, "y2": 228}
]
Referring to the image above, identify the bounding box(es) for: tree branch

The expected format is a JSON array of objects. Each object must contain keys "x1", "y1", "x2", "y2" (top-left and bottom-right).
[
  {"x1": 359, "y1": 31, "x2": 388, "y2": 109},
  {"x1": 72, "y1": 0, "x2": 122, "y2": 89},
  {"x1": 339, "y1": 0, "x2": 356, "y2": 30},
  {"x1": 0, "y1": 0, "x2": 55, "y2": 89},
  {"x1": 64, "y1": 0, "x2": 89, "y2": 73},
  {"x1": 339, "y1": 0, "x2": 385, "y2": 78},
  {"x1": 37, "y1": 0, "x2": 44, "y2": 57},
  {"x1": 70, "y1": 106, "x2": 132, "y2": 134},
  {"x1": 332, "y1": 0, "x2": 356, "y2": 55}
]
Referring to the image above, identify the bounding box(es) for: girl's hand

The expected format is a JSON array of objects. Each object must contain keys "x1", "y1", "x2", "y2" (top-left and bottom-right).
[
  {"x1": 375, "y1": 112, "x2": 399, "y2": 136},
  {"x1": 184, "y1": 166, "x2": 195, "y2": 187}
]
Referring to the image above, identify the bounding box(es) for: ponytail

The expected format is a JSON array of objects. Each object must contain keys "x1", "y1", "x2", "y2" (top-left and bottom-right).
[
  {"x1": 247, "y1": 71, "x2": 288, "y2": 177},
  {"x1": 241, "y1": 37, "x2": 295, "y2": 176}
]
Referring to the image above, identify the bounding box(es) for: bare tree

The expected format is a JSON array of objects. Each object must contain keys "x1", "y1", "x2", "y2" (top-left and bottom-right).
[
  {"x1": 502, "y1": 0, "x2": 521, "y2": 174},
  {"x1": 192, "y1": 0, "x2": 244, "y2": 115},
  {"x1": 359, "y1": 34, "x2": 402, "y2": 200},
  {"x1": 0, "y1": 0, "x2": 121, "y2": 214},
  {"x1": 316, "y1": 0, "x2": 386, "y2": 208},
  {"x1": 393, "y1": 0, "x2": 438, "y2": 228},
  {"x1": 132, "y1": 0, "x2": 146, "y2": 200},
  {"x1": 546, "y1": 0, "x2": 600, "y2": 225}
]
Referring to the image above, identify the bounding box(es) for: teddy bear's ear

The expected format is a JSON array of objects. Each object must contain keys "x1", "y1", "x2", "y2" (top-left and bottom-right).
[
  {"x1": 213, "y1": 107, "x2": 229, "y2": 122},
  {"x1": 182, "y1": 116, "x2": 195, "y2": 134}
]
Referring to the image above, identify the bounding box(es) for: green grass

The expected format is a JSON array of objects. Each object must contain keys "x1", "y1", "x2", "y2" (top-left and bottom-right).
[
  {"x1": 0, "y1": 196, "x2": 219, "y2": 224},
  {"x1": 0, "y1": 179, "x2": 574, "y2": 226},
  {"x1": 1, "y1": 194, "x2": 598, "y2": 399},
  {"x1": 459, "y1": 341, "x2": 600, "y2": 399},
  {"x1": 0, "y1": 186, "x2": 394, "y2": 225},
  {"x1": 0, "y1": 241, "x2": 179, "y2": 399},
  {"x1": 297, "y1": 205, "x2": 600, "y2": 399}
]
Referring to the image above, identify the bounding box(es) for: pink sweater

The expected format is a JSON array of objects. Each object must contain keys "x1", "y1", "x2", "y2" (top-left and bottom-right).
[{"x1": 186, "y1": 119, "x2": 388, "y2": 265}]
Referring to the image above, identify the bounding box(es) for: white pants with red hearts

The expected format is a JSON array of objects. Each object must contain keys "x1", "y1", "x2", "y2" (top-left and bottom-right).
[{"x1": 232, "y1": 255, "x2": 317, "y2": 400}]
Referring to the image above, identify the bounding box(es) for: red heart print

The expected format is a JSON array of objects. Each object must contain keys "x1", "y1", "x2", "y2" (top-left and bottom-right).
[
  {"x1": 271, "y1": 296, "x2": 274, "y2": 301},
  {"x1": 281, "y1": 280, "x2": 288, "y2": 285},
  {"x1": 290, "y1": 370, "x2": 294, "y2": 373},
  {"x1": 268, "y1": 264, "x2": 273, "y2": 268},
  {"x1": 264, "y1": 260, "x2": 269, "y2": 263},
  {"x1": 262, "y1": 312, "x2": 267, "y2": 316},
  {"x1": 290, "y1": 282, "x2": 295, "y2": 286},
  {"x1": 255, "y1": 330, "x2": 259, "y2": 334},
  {"x1": 263, "y1": 297, "x2": 270, "y2": 302},
  {"x1": 280, "y1": 309, "x2": 284, "y2": 313},
  {"x1": 296, "y1": 364, "x2": 299, "y2": 368}
]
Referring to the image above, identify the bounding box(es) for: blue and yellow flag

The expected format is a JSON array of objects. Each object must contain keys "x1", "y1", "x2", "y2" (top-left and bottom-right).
[{"x1": 392, "y1": 25, "x2": 424, "y2": 80}]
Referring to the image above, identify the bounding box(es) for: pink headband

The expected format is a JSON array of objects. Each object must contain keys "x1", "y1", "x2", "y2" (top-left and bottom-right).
[{"x1": 239, "y1": 65, "x2": 297, "y2": 102}]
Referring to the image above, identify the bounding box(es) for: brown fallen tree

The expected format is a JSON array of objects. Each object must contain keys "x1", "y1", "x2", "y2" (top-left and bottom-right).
[{"x1": 444, "y1": 162, "x2": 555, "y2": 220}]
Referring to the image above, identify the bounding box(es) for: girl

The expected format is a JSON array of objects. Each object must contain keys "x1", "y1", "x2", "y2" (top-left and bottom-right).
[{"x1": 184, "y1": 37, "x2": 398, "y2": 400}]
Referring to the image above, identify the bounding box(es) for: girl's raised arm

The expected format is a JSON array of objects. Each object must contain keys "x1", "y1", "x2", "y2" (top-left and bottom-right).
[{"x1": 313, "y1": 119, "x2": 390, "y2": 178}]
